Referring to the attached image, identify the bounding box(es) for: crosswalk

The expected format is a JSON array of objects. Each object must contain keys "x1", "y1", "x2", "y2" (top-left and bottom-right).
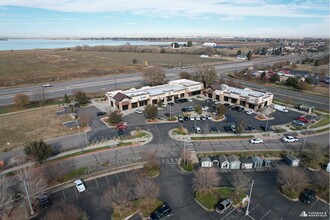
[{"x1": 158, "y1": 157, "x2": 179, "y2": 166}]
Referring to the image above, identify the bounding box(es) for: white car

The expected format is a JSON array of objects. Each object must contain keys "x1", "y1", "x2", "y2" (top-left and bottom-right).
[
  {"x1": 190, "y1": 116, "x2": 195, "y2": 121},
  {"x1": 282, "y1": 136, "x2": 298, "y2": 143},
  {"x1": 134, "y1": 109, "x2": 143, "y2": 114},
  {"x1": 250, "y1": 138, "x2": 264, "y2": 144},
  {"x1": 202, "y1": 106, "x2": 209, "y2": 111},
  {"x1": 206, "y1": 115, "x2": 212, "y2": 120},
  {"x1": 74, "y1": 179, "x2": 86, "y2": 192},
  {"x1": 43, "y1": 83, "x2": 53, "y2": 87},
  {"x1": 162, "y1": 103, "x2": 167, "y2": 108},
  {"x1": 245, "y1": 109, "x2": 254, "y2": 115},
  {"x1": 195, "y1": 116, "x2": 201, "y2": 120},
  {"x1": 188, "y1": 98, "x2": 193, "y2": 102}
]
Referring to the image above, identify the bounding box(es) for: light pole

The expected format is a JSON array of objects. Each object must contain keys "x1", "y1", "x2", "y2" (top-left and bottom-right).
[
  {"x1": 245, "y1": 179, "x2": 254, "y2": 216},
  {"x1": 22, "y1": 178, "x2": 34, "y2": 215},
  {"x1": 301, "y1": 113, "x2": 314, "y2": 151}
]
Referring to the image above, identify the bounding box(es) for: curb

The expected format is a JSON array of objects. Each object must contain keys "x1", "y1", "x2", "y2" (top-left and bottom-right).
[
  {"x1": 177, "y1": 158, "x2": 193, "y2": 174},
  {"x1": 194, "y1": 197, "x2": 214, "y2": 212}
]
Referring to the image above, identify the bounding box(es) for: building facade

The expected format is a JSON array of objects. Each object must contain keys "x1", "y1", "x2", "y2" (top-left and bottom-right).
[
  {"x1": 207, "y1": 84, "x2": 273, "y2": 111},
  {"x1": 105, "y1": 79, "x2": 203, "y2": 111}
]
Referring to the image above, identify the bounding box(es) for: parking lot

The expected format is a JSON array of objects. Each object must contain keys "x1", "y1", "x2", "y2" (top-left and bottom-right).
[{"x1": 35, "y1": 158, "x2": 329, "y2": 220}]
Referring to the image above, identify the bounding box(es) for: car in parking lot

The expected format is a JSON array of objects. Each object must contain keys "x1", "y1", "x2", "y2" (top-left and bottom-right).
[
  {"x1": 282, "y1": 136, "x2": 298, "y2": 143},
  {"x1": 43, "y1": 83, "x2": 53, "y2": 87},
  {"x1": 96, "y1": 111, "x2": 107, "y2": 116},
  {"x1": 178, "y1": 116, "x2": 183, "y2": 122},
  {"x1": 293, "y1": 120, "x2": 305, "y2": 126},
  {"x1": 164, "y1": 113, "x2": 171, "y2": 117},
  {"x1": 295, "y1": 116, "x2": 311, "y2": 123},
  {"x1": 74, "y1": 179, "x2": 86, "y2": 192},
  {"x1": 200, "y1": 116, "x2": 206, "y2": 120},
  {"x1": 237, "y1": 107, "x2": 244, "y2": 112},
  {"x1": 245, "y1": 109, "x2": 254, "y2": 115},
  {"x1": 117, "y1": 129, "x2": 126, "y2": 137},
  {"x1": 245, "y1": 126, "x2": 255, "y2": 131},
  {"x1": 202, "y1": 106, "x2": 209, "y2": 111},
  {"x1": 196, "y1": 116, "x2": 201, "y2": 120},
  {"x1": 193, "y1": 126, "x2": 202, "y2": 133},
  {"x1": 250, "y1": 138, "x2": 264, "y2": 144},
  {"x1": 190, "y1": 116, "x2": 195, "y2": 121},
  {"x1": 116, "y1": 123, "x2": 127, "y2": 130},
  {"x1": 211, "y1": 127, "x2": 219, "y2": 133},
  {"x1": 216, "y1": 199, "x2": 233, "y2": 214},
  {"x1": 184, "y1": 116, "x2": 189, "y2": 121},
  {"x1": 181, "y1": 107, "x2": 188, "y2": 112},
  {"x1": 224, "y1": 103, "x2": 231, "y2": 108},
  {"x1": 223, "y1": 125, "x2": 232, "y2": 133},
  {"x1": 299, "y1": 189, "x2": 316, "y2": 204},
  {"x1": 206, "y1": 115, "x2": 212, "y2": 120},
  {"x1": 188, "y1": 98, "x2": 193, "y2": 102},
  {"x1": 231, "y1": 125, "x2": 236, "y2": 132},
  {"x1": 134, "y1": 109, "x2": 143, "y2": 114},
  {"x1": 187, "y1": 106, "x2": 194, "y2": 112},
  {"x1": 168, "y1": 102, "x2": 174, "y2": 106},
  {"x1": 38, "y1": 194, "x2": 52, "y2": 209},
  {"x1": 150, "y1": 203, "x2": 172, "y2": 220}
]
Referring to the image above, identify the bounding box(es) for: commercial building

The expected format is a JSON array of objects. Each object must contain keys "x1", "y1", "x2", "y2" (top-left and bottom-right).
[
  {"x1": 105, "y1": 79, "x2": 203, "y2": 111},
  {"x1": 207, "y1": 84, "x2": 273, "y2": 111}
]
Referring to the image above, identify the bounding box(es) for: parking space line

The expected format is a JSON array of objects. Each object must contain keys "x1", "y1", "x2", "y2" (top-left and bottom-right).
[
  {"x1": 95, "y1": 178, "x2": 99, "y2": 189},
  {"x1": 74, "y1": 186, "x2": 78, "y2": 199},
  {"x1": 62, "y1": 189, "x2": 66, "y2": 201},
  {"x1": 260, "y1": 209, "x2": 272, "y2": 220},
  {"x1": 105, "y1": 175, "x2": 110, "y2": 186},
  {"x1": 220, "y1": 207, "x2": 237, "y2": 220}
]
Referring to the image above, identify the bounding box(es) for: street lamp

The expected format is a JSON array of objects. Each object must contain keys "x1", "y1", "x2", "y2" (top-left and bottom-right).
[
  {"x1": 301, "y1": 113, "x2": 315, "y2": 151},
  {"x1": 245, "y1": 179, "x2": 254, "y2": 216},
  {"x1": 22, "y1": 177, "x2": 34, "y2": 215}
]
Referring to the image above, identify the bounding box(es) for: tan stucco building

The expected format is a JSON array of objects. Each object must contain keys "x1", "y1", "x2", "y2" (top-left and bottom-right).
[
  {"x1": 105, "y1": 79, "x2": 204, "y2": 111},
  {"x1": 207, "y1": 84, "x2": 273, "y2": 111}
]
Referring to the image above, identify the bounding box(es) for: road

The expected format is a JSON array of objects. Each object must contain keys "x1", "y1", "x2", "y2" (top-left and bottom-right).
[{"x1": 0, "y1": 53, "x2": 328, "y2": 109}]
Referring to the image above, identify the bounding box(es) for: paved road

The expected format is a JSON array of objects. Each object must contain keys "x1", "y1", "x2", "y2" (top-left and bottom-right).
[{"x1": 0, "y1": 53, "x2": 328, "y2": 109}]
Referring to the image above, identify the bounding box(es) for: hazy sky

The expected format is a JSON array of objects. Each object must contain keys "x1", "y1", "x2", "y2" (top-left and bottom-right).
[{"x1": 0, "y1": 0, "x2": 329, "y2": 38}]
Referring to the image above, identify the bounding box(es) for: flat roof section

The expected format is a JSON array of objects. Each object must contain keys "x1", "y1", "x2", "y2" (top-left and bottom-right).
[
  {"x1": 221, "y1": 84, "x2": 271, "y2": 98},
  {"x1": 123, "y1": 84, "x2": 185, "y2": 97}
]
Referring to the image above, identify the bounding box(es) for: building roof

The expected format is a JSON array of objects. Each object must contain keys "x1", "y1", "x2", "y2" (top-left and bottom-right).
[
  {"x1": 219, "y1": 155, "x2": 229, "y2": 163},
  {"x1": 219, "y1": 84, "x2": 272, "y2": 98},
  {"x1": 201, "y1": 157, "x2": 211, "y2": 163},
  {"x1": 252, "y1": 156, "x2": 263, "y2": 163},
  {"x1": 113, "y1": 92, "x2": 129, "y2": 102},
  {"x1": 123, "y1": 84, "x2": 185, "y2": 97},
  {"x1": 169, "y1": 79, "x2": 202, "y2": 87},
  {"x1": 240, "y1": 158, "x2": 254, "y2": 164},
  {"x1": 227, "y1": 155, "x2": 240, "y2": 163},
  {"x1": 285, "y1": 154, "x2": 299, "y2": 161},
  {"x1": 208, "y1": 83, "x2": 222, "y2": 91}
]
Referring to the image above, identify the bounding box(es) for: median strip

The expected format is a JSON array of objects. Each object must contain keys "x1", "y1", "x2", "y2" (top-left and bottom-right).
[{"x1": 191, "y1": 135, "x2": 253, "y2": 140}]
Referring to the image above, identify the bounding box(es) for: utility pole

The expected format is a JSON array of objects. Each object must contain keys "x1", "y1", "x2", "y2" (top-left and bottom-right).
[
  {"x1": 245, "y1": 179, "x2": 254, "y2": 216},
  {"x1": 23, "y1": 178, "x2": 34, "y2": 215}
]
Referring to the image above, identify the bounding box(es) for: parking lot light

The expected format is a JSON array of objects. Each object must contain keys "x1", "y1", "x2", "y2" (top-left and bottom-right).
[{"x1": 245, "y1": 179, "x2": 254, "y2": 216}]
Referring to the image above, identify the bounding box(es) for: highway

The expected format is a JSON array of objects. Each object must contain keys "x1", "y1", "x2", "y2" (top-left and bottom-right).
[{"x1": 0, "y1": 53, "x2": 328, "y2": 109}]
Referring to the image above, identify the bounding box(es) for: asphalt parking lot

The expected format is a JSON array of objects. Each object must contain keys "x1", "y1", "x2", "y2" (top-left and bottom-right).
[{"x1": 34, "y1": 159, "x2": 329, "y2": 220}]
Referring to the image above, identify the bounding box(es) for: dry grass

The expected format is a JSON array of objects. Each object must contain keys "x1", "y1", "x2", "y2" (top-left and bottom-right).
[
  {"x1": 0, "y1": 50, "x2": 225, "y2": 87},
  {"x1": 0, "y1": 106, "x2": 77, "y2": 151}
]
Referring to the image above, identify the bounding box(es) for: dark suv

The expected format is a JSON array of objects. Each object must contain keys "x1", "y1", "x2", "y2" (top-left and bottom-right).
[
  {"x1": 150, "y1": 203, "x2": 172, "y2": 220},
  {"x1": 300, "y1": 189, "x2": 316, "y2": 204},
  {"x1": 96, "y1": 111, "x2": 107, "y2": 116},
  {"x1": 38, "y1": 194, "x2": 52, "y2": 209}
]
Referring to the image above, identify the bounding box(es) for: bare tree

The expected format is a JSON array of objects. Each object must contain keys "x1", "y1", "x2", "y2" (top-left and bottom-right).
[
  {"x1": 0, "y1": 176, "x2": 14, "y2": 220},
  {"x1": 216, "y1": 104, "x2": 227, "y2": 116},
  {"x1": 312, "y1": 170, "x2": 329, "y2": 191},
  {"x1": 192, "y1": 168, "x2": 220, "y2": 192},
  {"x1": 140, "y1": 150, "x2": 158, "y2": 171},
  {"x1": 235, "y1": 120, "x2": 245, "y2": 137},
  {"x1": 102, "y1": 182, "x2": 132, "y2": 210},
  {"x1": 13, "y1": 93, "x2": 30, "y2": 107},
  {"x1": 277, "y1": 166, "x2": 308, "y2": 193},
  {"x1": 15, "y1": 166, "x2": 48, "y2": 207},
  {"x1": 142, "y1": 66, "x2": 166, "y2": 86},
  {"x1": 180, "y1": 148, "x2": 191, "y2": 165},
  {"x1": 179, "y1": 71, "x2": 191, "y2": 79},
  {"x1": 231, "y1": 171, "x2": 251, "y2": 194},
  {"x1": 42, "y1": 203, "x2": 88, "y2": 220},
  {"x1": 135, "y1": 177, "x2": 160, "y2": 200}
]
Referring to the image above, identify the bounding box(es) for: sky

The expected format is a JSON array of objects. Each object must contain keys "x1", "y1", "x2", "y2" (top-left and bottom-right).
[{"x1": 0, "y1": 0, "x2": 329, "y2": 38}]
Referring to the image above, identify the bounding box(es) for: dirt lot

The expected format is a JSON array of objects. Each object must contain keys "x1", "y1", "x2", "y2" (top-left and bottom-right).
[
  {"x1": 0, "y1": 106, "x2": 77, "y2": 151},
  {"x1": 0, "y1": 50, "x2": 225, "y2": 87}
]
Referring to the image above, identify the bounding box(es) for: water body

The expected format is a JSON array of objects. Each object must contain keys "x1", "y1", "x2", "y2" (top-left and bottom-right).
[{"x1": 0, "y1": 39, "x2": 173, "y2": 51}]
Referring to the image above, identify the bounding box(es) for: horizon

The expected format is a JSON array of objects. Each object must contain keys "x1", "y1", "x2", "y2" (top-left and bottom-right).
[{"x1": 0, "y1": 0, "x2": 329, "y2": 38}]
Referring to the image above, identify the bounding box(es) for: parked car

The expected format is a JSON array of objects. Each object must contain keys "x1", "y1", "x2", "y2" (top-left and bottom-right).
[
  {"x1": 237, "y1": 107, "x2": 244, "y2": 112},
  {"x1": 193, "y1": 126, "x2": 202, "y2": 133},
  {"x1": 38, "y1": 194, "x2": 52, "y2": 209},
  {"x1": 183, "y1": 116, "x2": 189, "y2": 121},
  {"x1": 195, "y1": 116, "x2": 201, "y2": 121},
  {"x1": 200, "y1": 116, "x2": 206, "y2": 120},
  {"x1": 162, "y1": 103, "x2": 167, "y2": 108},
  {"x1": 43, "y1": 83, "x2": 53, "y2": 87},
  {"x1": 181, "y1": 108, "x2": 188, "y2": 112},
  {"x1": 74, "y1": 179, "x2": 86, "y2": 192},
  {"x1": 216, "y1": 199, "x2": 233, "y2": 214},
  {"x1": 202, "y1": 106, "x2": 209, "y2": 111},
  {"x1": 295, "y1": 116, "x2": 311, "y2": 123},
  {"x1": 206, "y1": 115, "x2": 212, "y2": 120},
  {"x1": 150, "y1": 203, "x2": 172, "y2": 220},
  {"x1": 299, "y1": 189, "x2": 316, "y2": 204},
  {"x1": 282, "y1": 136, "x2": 298, "y2": 143},
  {"x1": 223, "y1": 125, "x2": 232, "y2": 133},
  {"x1": 224, "y1": 103, "x2": 231, "y2": 108},
  {"x1": 178, "y1": 116, "x2": 183, "y2": 122},
  {"x1": 157, "y1": 107, "x2": 164, "y2": 111},
  {"x1": 245, "y1": 126, "x2": 255, "y2": 131},
  {"x1": 96, "y1": 111, "x2": 107, "y2": 116},
  {"x1": 190, "y1": 116, "x2": 195, "y2": 121},
  {"x1": 250, "y1": 138, "x2": 264, "y2": 144},
  {"x1": 188, "y1": 98, "x2": 193, "y2": 102},
  {"x1": 231, "y1": 125, "x2": 236, "y2": 132},
  {"x1": 211, "y1": 127, "x2": 219, "y2": 133},
  {"x1": 134, "y1": 109, "x2": 143, "y2": 114},
  {"x1": 116, "y1": 124, "x2": 127, "y2": 130},
  {"x1": 181, "y1": 98, "x2": 188, "y2": 103},
  {"x1": 117, "y1": 129, "x2": 126, "y2": 137},
  {"x1": 168, "y1": 102, "x2": 174, "y2": 106},
  {"x1": 164, "y1": 113, "x2": 171, "y2": 117},
  {"x1": 245, "y1": 109, "x2": 254, "y2": 115},
  {"x1": 293, "y1": 120, "x2": 305, "y2": 126}
]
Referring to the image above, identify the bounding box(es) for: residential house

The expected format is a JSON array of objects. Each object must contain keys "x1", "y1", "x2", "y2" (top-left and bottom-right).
[
  {"x1": 210, "y1": 156, "x2": 219, "y2": 167},
  {"x1": 252, "y1": 157, "x2": 263, "y2": 168},
  {"x1": 240, "y1": 158, "x2": 254, "y2": 169}
]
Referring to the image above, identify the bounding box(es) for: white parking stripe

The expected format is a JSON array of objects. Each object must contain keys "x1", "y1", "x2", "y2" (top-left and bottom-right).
[
  {"x1": 220, "y1": 207, "x2": 237, "y2": 220},
  {"x1": 260, "y1": 210, "x2": 272, "y2": 220}
]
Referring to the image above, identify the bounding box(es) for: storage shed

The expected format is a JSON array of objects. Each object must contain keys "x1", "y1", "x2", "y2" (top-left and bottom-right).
[
  {"x1": 263, "y1": 158, "x2": 271, "y2": 168},
  {"x1": 219, "y1": 155, "x2": 230, "y2": 169},
  {"x1": 252, "y1": 157, "x2": 263, "y2": 168},
  {"x1": 210, "y1": 156, "x2": 219, "y2": 167},
  {"x1": 240, "y1": 158, "x2": 254, "y2": 169},
  {"x1": 284, "y1": 154, "x2": 300, "y2": 167},
  {"x1": 227, "y1": 155, "x2": 241, "y2": 169},
  {"x1": 200, "y1": 157, "x2": 212, "y2": 168}
]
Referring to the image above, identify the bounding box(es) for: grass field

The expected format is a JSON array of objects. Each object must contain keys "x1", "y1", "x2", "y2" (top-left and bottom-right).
[
  {"x1": 0, "y1": 106, "x2": 77, "y2": 151},
  {"x1": 0, "y1": 50, "x2": 226, "y2": 87}
]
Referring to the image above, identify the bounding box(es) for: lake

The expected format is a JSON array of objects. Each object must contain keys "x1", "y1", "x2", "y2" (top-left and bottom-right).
[{"x1": 0, "y1": 39, "x2": 172, "y2": 51}]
